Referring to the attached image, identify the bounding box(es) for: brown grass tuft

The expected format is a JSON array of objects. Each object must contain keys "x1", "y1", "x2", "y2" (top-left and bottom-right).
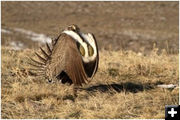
[{"x1": 1, "y1": 47, "x2": 178, "y2": 119}]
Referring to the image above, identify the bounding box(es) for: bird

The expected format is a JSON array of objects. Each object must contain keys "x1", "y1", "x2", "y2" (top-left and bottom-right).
[{"x1": 29, "y1": 24, "x2": 99, "y2": 97}]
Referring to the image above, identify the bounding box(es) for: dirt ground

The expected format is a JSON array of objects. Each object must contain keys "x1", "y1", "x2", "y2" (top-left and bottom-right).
[{"x1": 1, "y1": 1, "x2": 179, "y2": 53}]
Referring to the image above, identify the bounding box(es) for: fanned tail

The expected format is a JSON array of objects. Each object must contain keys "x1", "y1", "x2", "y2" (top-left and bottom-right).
[
  {"x1": 40, "y1": 47, "x2": 50, "y2": 59},
  {"x1": 28, "y1": 42, "x2": 52, "y2": 77},
  {"x1": 46, "y1": 42, "x2": 52, "y2": 54},
  {"x1": 35, "y1": 52, "x2": 47, "y2": 63},
  {"x1": 27, "y1": 61, "x2": 45, "y2": 68}
]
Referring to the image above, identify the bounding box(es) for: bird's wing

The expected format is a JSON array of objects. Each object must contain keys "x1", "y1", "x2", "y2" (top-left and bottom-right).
[
  {"x1": 64, "y1": 36, "x2": 88, "y2": 86},
  {"x1": 49, "y1": 34, "x2": 88, "y2": 86},
  {"x1": 88, "y1": 33, "x2": 99, "y2": 78}
]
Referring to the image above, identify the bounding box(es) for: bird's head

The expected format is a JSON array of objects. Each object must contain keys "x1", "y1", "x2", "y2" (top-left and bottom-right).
[{"x1": 66, "y1": 24, "x2": 80, "y2": 33}]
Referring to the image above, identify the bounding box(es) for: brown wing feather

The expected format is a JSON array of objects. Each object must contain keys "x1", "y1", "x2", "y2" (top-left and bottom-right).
[
  {"x1": 91, "y1": 33, "x2": 99, "y2": 76},
  {"x1": 63, "y1": 37, "x2": 88, "y2": 86},
  {"x1": 47, "y1": 34, "x2": 88, "y2": 86}
]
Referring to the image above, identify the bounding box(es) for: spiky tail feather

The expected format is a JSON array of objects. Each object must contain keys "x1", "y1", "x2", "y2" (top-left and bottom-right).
[{"x1": 28, "y1": 43, "x2": 52, "y2": 77}]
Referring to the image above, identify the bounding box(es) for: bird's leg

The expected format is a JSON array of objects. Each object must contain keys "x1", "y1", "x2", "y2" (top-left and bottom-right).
[{"x1": 73, "y1": 85, "x2": 78, "y2": 98}]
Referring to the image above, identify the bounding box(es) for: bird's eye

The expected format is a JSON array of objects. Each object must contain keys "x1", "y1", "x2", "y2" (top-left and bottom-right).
[{"x1": 88, "y1": 45, "x2": 94, "y2": 56}]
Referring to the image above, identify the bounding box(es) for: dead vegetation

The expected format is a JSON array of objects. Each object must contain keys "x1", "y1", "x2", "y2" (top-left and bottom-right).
[
  {"x1": 1, "y1": 1, "x2": 179, "y2": 119},
  {"x1": 1, "y1": 46, "x2": 178, "y2": 119}
]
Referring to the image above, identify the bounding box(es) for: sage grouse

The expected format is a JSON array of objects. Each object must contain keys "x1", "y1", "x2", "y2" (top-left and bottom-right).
[{"x1": 30, "y1": 24, "x2": 99, "y2": 96}]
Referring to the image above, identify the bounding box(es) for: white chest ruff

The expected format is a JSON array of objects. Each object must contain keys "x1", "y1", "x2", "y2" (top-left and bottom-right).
[{"x1": 63, "y1": 30, "x2": 97, "y2": 63}]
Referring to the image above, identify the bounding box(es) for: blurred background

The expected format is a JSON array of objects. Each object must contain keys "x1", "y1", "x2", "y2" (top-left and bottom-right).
[{"x1": 1, "y1": 1, "x2": 179, "y2": 54}]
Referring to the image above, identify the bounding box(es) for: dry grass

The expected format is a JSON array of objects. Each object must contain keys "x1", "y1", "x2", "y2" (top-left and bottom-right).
[{"x1": 1, "y1": 46, "x2": 179, "y2": 119}]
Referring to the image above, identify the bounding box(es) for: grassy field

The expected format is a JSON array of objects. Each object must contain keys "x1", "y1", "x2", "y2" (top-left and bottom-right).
[
  {"x1": 1, "y1": 46, "x2": 178, "y2": 119},
  {"x1": 1, "y1": 1, "x2": 179, "y2": 119}
]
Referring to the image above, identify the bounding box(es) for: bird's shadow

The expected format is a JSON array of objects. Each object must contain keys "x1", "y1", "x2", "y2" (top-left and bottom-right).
[{"x1": 82, "y1": 82, "x2": 154, "y2": 93}]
